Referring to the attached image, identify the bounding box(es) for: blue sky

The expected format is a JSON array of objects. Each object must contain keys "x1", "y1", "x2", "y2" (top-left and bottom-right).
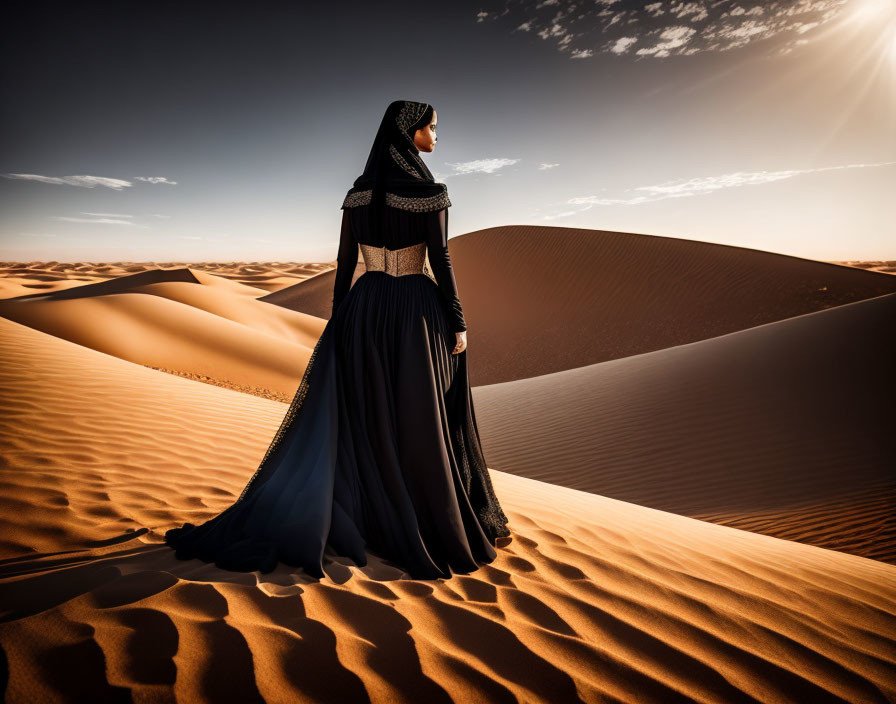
[{"x1": 1, "y1": 0, "x2": 894, "y2": 262}]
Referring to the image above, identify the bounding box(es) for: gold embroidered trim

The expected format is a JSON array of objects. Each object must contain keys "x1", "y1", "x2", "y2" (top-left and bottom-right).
[
  {"x1": 342, "y1": 190, "x2": 372, "y2": 208},
  {"x1": 396, "y1": 101, "x2": 428, "y2": 135},
  {"x1": 386, "y1": 191, "x2": 451, "y2": 212},
  {"x1": 342, "y1": 189, "x2": 451, "y2": 212},
  {"x1": 407, "y1": 149, "x2": 431, "y2": 176},
  {"x1": 389, "y1": 144, "x2": 422, "y2": 178},
  {"x1": 359, "y1": 242, "x2": 425, "y2": 276},
  {"x1": 360, "y1": 242, "x2": 437, "y2": 284}
]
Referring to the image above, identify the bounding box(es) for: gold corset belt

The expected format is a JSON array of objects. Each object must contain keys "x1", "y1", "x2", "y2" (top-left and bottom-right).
[{"x1": 360, "y1": 242, "x2": 428, "y2": 277}]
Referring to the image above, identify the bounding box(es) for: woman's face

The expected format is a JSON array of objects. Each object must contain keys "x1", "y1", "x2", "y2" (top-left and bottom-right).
[{"x1": 413, "y1": 110, "x2": 437, "y2": 152}]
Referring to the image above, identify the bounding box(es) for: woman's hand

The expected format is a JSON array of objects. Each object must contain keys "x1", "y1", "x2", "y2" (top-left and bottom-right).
[{"x1": 452, "y1": 330, "x2": 467, "y2": 354}]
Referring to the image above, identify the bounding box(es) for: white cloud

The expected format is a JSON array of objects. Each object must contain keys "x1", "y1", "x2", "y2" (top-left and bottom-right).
[
  {"x1": 133, "y1": 176, "x2": 177, "y2": 185},
  {"x1": 538, "y1": 162, "x2": 560, "y2": 169},
  {"x1": 604, "y1": 10, "x2": 626, "y2": 29},
  {"x1": 794, "y1": 21, "x2": 820, "y2": 34},
  {"x1": 537, "y1": 21, "x2": 570, "y2": 41},
  {"x1": 51, "y1": 216, "x2": 141, "y2": 225},
  {"x1": 672, "y1": 2, "x2": 708, "y2": 22},
  {"x1": 443, "y1": 158, "x2": 521, "y2": 175},
  {"x1": 609, "y1": 36, "x2": 638, "y2": 54},
  {"x1": 635, "y1": 25, "x2": 697, "y2": 57},
  {"x1": 81, "y1": 211, "x2": 134, "y2": 218},
  {"x1": 477, "y1": 0, "x2": 850, "y2": 59},
  {"x1": 2, "y1": 173, "x2": 132, "y2": 190},
  {"x1": 2, "y1": 173, "x2": 177, "y2": 190},
  {"x1": 543, "y1": 160, "x2": 896, "y2": 217}
]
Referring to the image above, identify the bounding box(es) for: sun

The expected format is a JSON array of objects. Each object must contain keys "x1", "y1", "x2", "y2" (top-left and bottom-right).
[{"x1": 846, "y1": 0, "x2": 896, "y2": 68}]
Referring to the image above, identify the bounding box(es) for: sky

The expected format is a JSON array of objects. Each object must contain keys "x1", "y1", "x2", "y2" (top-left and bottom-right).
[{"x1": 1, "y1": 0, "x2": 894, "y2": 263}]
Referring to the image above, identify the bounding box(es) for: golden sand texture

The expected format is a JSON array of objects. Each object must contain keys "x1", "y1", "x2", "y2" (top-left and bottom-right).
[
  {"x1": 474, "y1": 292, "x2": 896, "y2": 564},
  {"x1": 0, "y1": 317, "x2": 894, "y2": 703},
  {"x1": 0, "y1": 267, "x2": 327, "y2": 400}
]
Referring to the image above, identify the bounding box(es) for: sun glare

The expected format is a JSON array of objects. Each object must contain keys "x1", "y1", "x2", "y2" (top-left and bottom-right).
[{"x1": 846, "y1": 0, "x2": 896, "y2": 67}]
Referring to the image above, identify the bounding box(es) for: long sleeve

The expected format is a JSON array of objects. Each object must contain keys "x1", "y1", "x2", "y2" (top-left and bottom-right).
[
  {"x1": 332, "y1": 209, "x2": 358, "y2": 316},
  {"x1": 425, "y1": 207, "x2": 467, "y2": 334}
]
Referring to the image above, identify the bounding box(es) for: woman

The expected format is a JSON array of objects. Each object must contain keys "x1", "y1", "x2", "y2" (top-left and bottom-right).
[{"x1": 165, "y1": 100, "x2": 511, "y2": 579}]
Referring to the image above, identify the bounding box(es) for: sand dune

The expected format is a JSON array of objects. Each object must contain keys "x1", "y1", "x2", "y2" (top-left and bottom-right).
[
  {"x1": 0, "y1": 261, "x2": 151, "y2": 300},
  {"x1": 6, "y1": 234, "x2": 896, "y2": 396},
  {"x1": 0, "y1": 270, "x2": 326, "y2": 400},
  {"x1": 0, "y1": 264, "x2": 344, "y2": 399},
  {"x1": 258, "y1": 265, "x2": 355, "y2": 319},
  {"x1": 0, "y1": 261, "x2": 330, "y2": 299},
  {"x1": 1, "y1": 252, "x2": 893, "y2": 560},
  {"x1": 10, "y1": 267, "x2": 209, "y2": 301},
  {"x1": 474, "y1": 292, "x2": 896, "y2": 563},
  {"x1": 0, "y1": 316, "x2": 894, "y2": 702},
  {"x1": 227, "y1": 229, "x2": 896, "y2": 388},
  {"x1": 831, "y1": 260, "x2": 896, "y2": 275},
  {"x1": 441, "y1": 227, "x2": 896, "y2": 385}
]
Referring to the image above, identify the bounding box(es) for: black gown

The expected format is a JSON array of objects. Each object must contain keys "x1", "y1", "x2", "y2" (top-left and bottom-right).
[{"x1": 164, "y1": 203, "x2": 510, "y2": 579}]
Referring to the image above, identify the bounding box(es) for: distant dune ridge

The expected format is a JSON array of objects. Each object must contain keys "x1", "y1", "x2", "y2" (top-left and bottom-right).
[
  {"x1": 0, "y1": 260, "x2": 330, "y2": 298},
  {"x1": 0, "y1": 267, "x2": 327, "y2": 400},
  {"x1": 0, "y1": 232, "x2": 894, "y2": 702}
]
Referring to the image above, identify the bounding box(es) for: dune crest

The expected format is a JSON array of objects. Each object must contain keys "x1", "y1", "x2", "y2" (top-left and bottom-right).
[{"x1": 0, "y1": 270, "x2": 326, "y2": 400}]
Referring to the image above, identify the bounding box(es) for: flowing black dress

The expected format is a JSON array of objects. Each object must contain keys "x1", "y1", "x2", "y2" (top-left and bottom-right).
[{"x1": 164, "y1": 202, "x2": 510, "y2": 579}]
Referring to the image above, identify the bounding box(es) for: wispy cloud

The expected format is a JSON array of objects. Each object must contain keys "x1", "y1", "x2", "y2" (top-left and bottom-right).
[
  {"x1": 476, "y1": 0, "x2": 850, "y2": 59},
  {"x1": 538, "y1": 162, "x2": 560, "y2": 170},
  {"x1": 541, "y1": 160, "x2": 896, "y2": 219},
  {"x1": 609, "y1": 37, "x2": 638, "y2": 54},
  {"x1": 442, "y1": 158, "x2": 521, "y2": 176},
  {"x1": 81, "y1": 211, "x2": 134, "y2": 218},
  {"x1": 2, "y1": 173, "x2": 133, "y2": 190},
  {"x1": 2, "y1": 173, "x2": 178, "y2": 189},
  {"x1": 134, "y1": 176, "x2": 177, "y2": 185},
  {"x1": 51, "y1": 216, "x2": 148, "y2": 227},
  {"x1": 635, "y1": 25, "x2": 697, "y2": 57}
]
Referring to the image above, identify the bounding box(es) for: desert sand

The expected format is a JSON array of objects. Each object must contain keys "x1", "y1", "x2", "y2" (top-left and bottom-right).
[
  {"x1": 0, "y1": 235, "x2": 894, "y2": 702},
  {"x1": 474, "y1": 291, "x2": 896, "y2": 564}
]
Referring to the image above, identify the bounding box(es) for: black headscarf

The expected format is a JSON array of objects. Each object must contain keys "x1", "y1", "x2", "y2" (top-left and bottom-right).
[{"x1": 342, "y1": 100, "x2": 452, "y2": 239}]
